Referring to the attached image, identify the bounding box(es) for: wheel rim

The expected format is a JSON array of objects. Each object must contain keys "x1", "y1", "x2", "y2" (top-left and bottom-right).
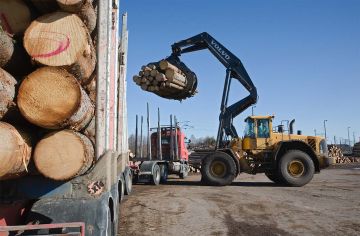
[
  {"x1": 210, "y1": 161, "x2": 227, "y2": 178},
  {"x1": 288, "y1": 160, "x2": 305, "y2": 177}
]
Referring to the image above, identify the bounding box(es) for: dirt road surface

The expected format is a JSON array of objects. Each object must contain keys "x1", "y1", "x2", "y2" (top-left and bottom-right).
[{"x1": 119, "y1": 164, "x2": 360, "y2": 236}]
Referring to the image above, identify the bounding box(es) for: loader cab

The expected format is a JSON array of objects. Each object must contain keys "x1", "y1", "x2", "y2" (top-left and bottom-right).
[{"x1": 242, "y1": 116, "x2": 274, "y2": 150}]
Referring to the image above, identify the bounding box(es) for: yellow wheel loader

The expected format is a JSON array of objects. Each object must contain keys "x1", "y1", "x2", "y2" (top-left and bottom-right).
[{"x1": 165, "y1": 32, "x2": 330, "y2": 186}]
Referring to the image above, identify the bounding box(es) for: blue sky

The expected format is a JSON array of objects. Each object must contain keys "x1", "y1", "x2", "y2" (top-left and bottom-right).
[{"x1": 121, "y1": 0, "x2": 360, "y2": 144}]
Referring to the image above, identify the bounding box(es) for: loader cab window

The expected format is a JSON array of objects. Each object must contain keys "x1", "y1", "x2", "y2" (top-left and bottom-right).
[
  {"x1": 257, "y1": 119, "x2": 270, "y2": 138},
  {"x1": 244, "y1": 119, "x2": 255, "y2": 138}
]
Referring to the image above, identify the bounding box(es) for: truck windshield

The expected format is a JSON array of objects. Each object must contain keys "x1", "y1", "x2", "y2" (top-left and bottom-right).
[{"x1": 244, "y1": 119, "x2": 255, "y2": 138}]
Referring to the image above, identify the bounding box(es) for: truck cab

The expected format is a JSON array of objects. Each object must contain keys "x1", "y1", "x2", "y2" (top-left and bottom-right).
[{"x1": 151, "y1": 126, "x2": 189, "y2": 161}]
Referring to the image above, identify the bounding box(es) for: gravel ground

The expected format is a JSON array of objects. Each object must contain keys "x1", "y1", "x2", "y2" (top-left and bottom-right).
[{"x1": 119, "y1": 163, "x2": 360, "y2": 236}]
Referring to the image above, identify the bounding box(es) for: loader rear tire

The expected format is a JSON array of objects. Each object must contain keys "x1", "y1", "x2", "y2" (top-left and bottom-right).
[
  {"x1": 278, "y1": 150, "x2": 315, "y2": 187},
  {"x1": 201, "y1": 151, "x2": 236, "y2": 186}
]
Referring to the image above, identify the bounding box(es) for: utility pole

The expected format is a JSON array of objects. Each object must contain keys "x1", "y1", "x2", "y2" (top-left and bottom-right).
[
  {"x1": 252, "y1": 106, "x2": 256, "y2": 116},
  {"x1": 347, "y1": 126, "x2": 352, "y2": 153},
  {"x1": 140, "y1": 116, "x2": 143, "y2": 158},
  {"x1": 353, "y1": 132, "x2": 356, "y2": 145},
  {"x1": 147, "y1": 103, "x2": 151, "y2": 160},
  {"x1": 135, "y1": 115, "x2": 138, "y2": 158},
  {"x1": 314, "y1": 129, "x2": 317, "y2": 136},
  {"x1": 323, "y1": 120, "x2": 327, "y2": 141}
]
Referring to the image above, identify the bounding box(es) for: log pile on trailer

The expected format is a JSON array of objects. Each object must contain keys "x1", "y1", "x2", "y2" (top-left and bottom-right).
[
  {"x1": 0, "y1": 0, "x2": 99, "y2": 181},
  {"x1": 132, "y1": 59, "x2": 198, "y2": 100}
]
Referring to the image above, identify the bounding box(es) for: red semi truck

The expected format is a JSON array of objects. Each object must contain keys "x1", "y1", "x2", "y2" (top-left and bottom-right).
[{"x1": 130, "y1": 109, "x2": 190, "y2": 185}]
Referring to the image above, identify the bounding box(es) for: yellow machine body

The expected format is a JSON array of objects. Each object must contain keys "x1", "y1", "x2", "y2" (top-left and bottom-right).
[{"x1": 230, "y1": 115, "x2": 329, "y2": 172}]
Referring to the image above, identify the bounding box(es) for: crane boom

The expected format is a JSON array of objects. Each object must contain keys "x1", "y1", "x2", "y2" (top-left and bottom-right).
[{"x1": 169, "y1": 32, "x2": 258, "y2": 148}]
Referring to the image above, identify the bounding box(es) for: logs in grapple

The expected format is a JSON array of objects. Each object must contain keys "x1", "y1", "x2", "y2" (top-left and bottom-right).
[
  {"x1": 0, "y1": 122, "x2": 32, "y2": 180},
  {"x1": 34, "y1": 130, "x2": 94, "y2": 181},
  {"x1": 132, "y1": 59, "x2": 197, "y2": 100},
  {"x1": 17, "y1": 67, "x2": 94, "y2": 130}
]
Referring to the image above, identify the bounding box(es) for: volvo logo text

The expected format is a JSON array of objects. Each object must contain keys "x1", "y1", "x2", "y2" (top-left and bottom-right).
[{"x1": 211, "y1": 40, "x2": 231, "y2": 60}]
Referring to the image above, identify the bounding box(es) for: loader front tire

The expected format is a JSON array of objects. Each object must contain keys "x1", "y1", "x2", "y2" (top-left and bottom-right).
[
  {"x1": 265, "y1": 171, "x2": 283, "y2": 184},
  {"x1": 201, "y1": 151, "x2": 236, "y2": 186},
  {"x1": 278, "y1": 150, "x2": 315, "y2": 187}
]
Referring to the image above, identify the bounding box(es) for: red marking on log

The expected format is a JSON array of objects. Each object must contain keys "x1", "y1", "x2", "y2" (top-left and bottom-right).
[
  {"x1": 31, "y1": 32, "x2": 70, "y2": 58},
  {"x1": 0, "y1": 13, "x2": 13, "y2": 35}
]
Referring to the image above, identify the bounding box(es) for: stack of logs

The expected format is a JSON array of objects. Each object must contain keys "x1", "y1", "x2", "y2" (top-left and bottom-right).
[
  {"x1": 328, "y1": 145, "x2": 359, "y2": 164},
  {"x1": 133, "y1": 60, "x2": 197, "y2": 100},
  {"x1": 0, "y1": 0, "x2": 97, "y2": 181}
]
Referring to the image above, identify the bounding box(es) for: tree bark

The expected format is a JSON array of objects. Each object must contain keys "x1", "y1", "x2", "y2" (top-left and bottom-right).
[
  {"x1": 165, "y1": 69, "x2": 186, "y2": 83},
  {"x1": 83, "y1": 116, "x2": 95, "y2": 144},
  {"x1": 0, "y1": 0, "x2": 32, "y2": 35},
  {"x1": 17, "y1": 67, "x2": 94, "y2": 130},
  {"x1": 0, "y1": 30, "x2": 33, "y2": 75},
  {"x1": 159, "y1": 60, "x2": 183, "y2": 75},
  {"x1": 0, "y1": 122, "x2": 31, "y2": 180},
  {"x1": 57, "y1": 0, "x2": 97, "y2": 34},
  {"x1": 84, "y1": 75, "x2": 96, "y2": 104},
  {"x1": 0, "y1": 29, "x2": 14, "y2": 68},
  {"x1": 24, "y1": 12, "x2": 96, "y2": 84},
  {"x1": 34, "y1": 130, "x2": 94, "y2": 180},
  {"x1": 56, "y1": 0, "x2": 85, "y2": 12},
  {"x1": 0, "y1": 68, "x2": 17, "y2": 119}
]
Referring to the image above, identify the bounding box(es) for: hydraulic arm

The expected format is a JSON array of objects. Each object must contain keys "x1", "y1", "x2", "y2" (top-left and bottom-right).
[{"x1": 168, "y1": 32, "x2": 258, "y2": 148}]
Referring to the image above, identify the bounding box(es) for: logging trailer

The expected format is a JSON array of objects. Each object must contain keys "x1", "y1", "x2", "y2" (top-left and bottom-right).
[
  {"x1": 150, "y1": 32, "x2": 331, "y2": 186},
  {"x1": 0, "y1": 1, "x2": 130, "y2": 235},
  {"x1": 129, "y1": 106, "x2": 190, "y2": 185}
]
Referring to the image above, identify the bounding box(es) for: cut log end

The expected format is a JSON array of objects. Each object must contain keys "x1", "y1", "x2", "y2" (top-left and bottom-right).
[
  {"x1": 0, "y1": 122, "x2": 31, "y2": 180},
  {"x1": 18, "y1": 67, "x2": 94, "y2": 130},
  {"x1": 34, "y1": 130, "x2": 94, "y2": 181},
  {"x1": 24, "y1": 12, "x2": 96, "y2": 82}
]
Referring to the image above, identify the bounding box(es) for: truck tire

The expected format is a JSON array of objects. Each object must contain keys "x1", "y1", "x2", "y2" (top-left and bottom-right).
[
  {"x1": 118, "y1": 178, "x2": 124, "y2": 202},
  {"x1": 265, "y1": 172, "x2": 283, "y2": 184},
  {"x1": 151, "y1": 164, "x2": 161, "y2": 185},
  {"x1": 107, "y1": 207, "x2": 115, "y2": 236},
  {"x1": 160, "y1": 165, "x2": 168, "y2": 183},
  {"x1": 201, "y1": 151, "x2": 236, "y2": 186},
  {"x1": 124, "y1": 167, "x2": 132, "y2": 195},
  {"x1": 278, "y1": 150, "x2": 315, "y2": 187},
  {"x1": 179, "y1": 163, "x2": 189, "y2": 179}
]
